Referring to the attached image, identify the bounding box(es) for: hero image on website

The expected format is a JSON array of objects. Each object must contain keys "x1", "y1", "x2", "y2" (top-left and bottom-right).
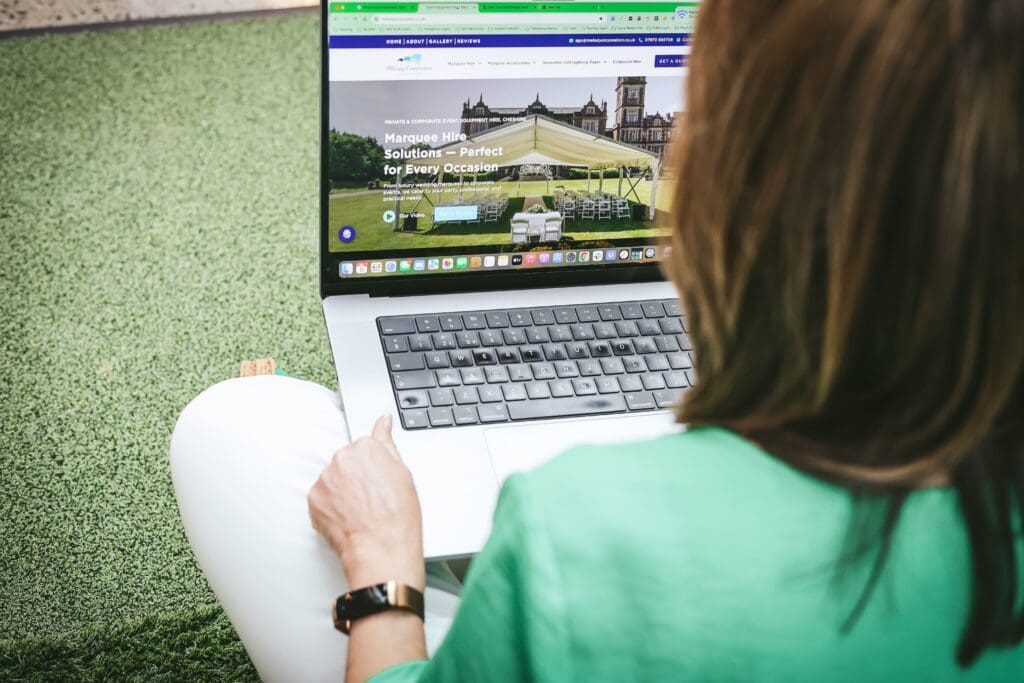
[{"x1": 326, "y1": 2, "x2": 695, "y2": 278}]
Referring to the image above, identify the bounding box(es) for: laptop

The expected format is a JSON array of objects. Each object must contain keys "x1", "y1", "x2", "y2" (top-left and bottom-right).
[{"x1": 320, "y1": 0, "x2": 698, "y2": 559}]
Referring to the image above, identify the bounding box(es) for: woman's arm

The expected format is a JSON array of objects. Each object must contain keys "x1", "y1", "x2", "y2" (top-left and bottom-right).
[{"x1": 308, "y1": 415, "x2": 429, "y2": 682}]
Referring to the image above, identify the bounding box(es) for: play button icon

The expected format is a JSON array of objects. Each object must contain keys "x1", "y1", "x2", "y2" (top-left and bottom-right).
[{"x1": 382, "y1": 210, "x2": 396, "y2": 223}]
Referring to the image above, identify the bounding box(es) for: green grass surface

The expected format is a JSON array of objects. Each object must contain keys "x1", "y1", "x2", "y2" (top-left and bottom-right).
[
  {"x1": 0, "y1": 12, "x2": 330, "y2": 679},
  {"x1": 328, "y1": 178, "x2": 666, "y2": 251}
]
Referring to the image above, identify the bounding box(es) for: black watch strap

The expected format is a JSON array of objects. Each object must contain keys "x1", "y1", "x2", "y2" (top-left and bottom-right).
[{"x1": 333, "y1": 580, "x2": 425, "y2": 635}]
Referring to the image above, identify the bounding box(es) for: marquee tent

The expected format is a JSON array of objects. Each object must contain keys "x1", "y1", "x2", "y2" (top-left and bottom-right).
[{"x1": 392, "y1": 114, "x2": 662, "y2": 230}]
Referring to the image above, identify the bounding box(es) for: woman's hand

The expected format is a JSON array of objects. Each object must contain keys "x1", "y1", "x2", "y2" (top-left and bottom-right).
[{"x1": 308, "y1": 415, "x2": 425, "y2": 591}]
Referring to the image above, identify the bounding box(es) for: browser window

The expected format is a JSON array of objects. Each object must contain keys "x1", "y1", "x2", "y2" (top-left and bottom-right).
[{"x1": 326, "y1": 1, "x2": 697, "y2": 280}]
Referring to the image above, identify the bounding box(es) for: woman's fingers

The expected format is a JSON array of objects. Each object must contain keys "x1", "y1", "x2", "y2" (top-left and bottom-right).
[{"x1": 371, "y1": 414, "x2": 401, "y2": 460}]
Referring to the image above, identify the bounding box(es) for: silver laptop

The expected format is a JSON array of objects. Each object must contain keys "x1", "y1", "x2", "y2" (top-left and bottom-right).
[{"x1": 320, "y1": 0, "x2": 698, "y2": 559}]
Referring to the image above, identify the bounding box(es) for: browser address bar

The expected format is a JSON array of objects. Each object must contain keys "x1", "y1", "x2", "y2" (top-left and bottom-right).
[{"x1": 373, "y1": 13, "x2": 607, "y2": 25}]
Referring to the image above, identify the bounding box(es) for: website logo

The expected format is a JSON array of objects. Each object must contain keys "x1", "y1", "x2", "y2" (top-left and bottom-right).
[
  {"x1": 441, "y1": 257, "x2": 454, "y2": 270},
  {"x1": 338, "y1": 226, "x2": 356, "y2": 243},
  {"x1": 397, "y1": 53, "x2": 422, "y2": 64}
]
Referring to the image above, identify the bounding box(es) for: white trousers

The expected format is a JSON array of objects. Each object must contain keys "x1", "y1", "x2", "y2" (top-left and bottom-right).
[{"x1": 169, "y1": 376, "x2": 461, "y2": 683}]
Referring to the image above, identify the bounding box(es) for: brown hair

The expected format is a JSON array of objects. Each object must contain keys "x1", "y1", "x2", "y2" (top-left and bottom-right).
[{"x1": 666, "y1": 0, "x2": 1024, "y2": 665}]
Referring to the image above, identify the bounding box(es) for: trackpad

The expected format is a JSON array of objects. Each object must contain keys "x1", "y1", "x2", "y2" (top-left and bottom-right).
[{"x1": 484, "y1": 413, "x2": 679, "y2": 483}]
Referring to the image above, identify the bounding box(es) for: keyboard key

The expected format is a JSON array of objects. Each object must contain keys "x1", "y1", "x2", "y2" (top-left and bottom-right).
[
  {"x1": 618, "y1": 375, "x2": 642, "y2": 392},
  {"x1": 508, "y1": 395, "x2": 626, "y2": 420},
  {"x1": 485, "y1": 312, "x2": 509, "y2": 328},
  {"x1": 553, "y1": 307, "x2": 577, "y2": 323},
  {"x1": 449, "y1": 350, "x2": 473, "y2": 367},
  {"x1": 572, "y1": 378, "x2": 598, "y2": 395},
  {"x1": 531, "y1": 309, "x2": 555, "y2": 325},
  {"x1": 453, "y1": 406, "x2": 479, "y2": 425},
  {"x1": 594, "y1": 323, "x2": 617, "y2": 339},
  {"x1": 642, "y1": 373, "x2": 667, "y2": 390},
  {"x1": 504, "y1": 328, "x2": 528, "y2": 345},
  {"x1": 653, "y1": 389, "x2": 683, "y2": 408},
  {"x1": 485, "y1": 366, "x2": 510, "y2": 383},
  {"x1": 664, "y1": 371, "x2": 688, "y2": 388},
  {"x1": 400, "y1": 409, "x2": 429, "y2": 429},
  {"x1": 623, "y1": 356, "x2": 646, "y2": 373},
  {"x1": 454, "y1": 387, "x2": 479, "y2": 404},
  {"x1": 549, "y1": 379, "x2": 574, "y2": 397},
  {"x1": 588, "y1": 341, "x2": 613, "y2": 357},
  {"x1": 668, "y1": 352, "x2": 691, "y2": 369},
  {"x1": 509, "y1": 311, "x2": 532, "y2": 327},
  {"x1": 621, "y1": 303, "x2": 644, "y2": 319},
  {"x1": 664, "y1": 300, "x2": 682, "y2": 316},
  {"x1": 578, "y1": 359, "x2": 602, "y2": 376},
  {"x1": 549, "y1": 325, "x2": 573, "y2": 342},
  {"x1": 638, "y1": 320, "x2": 661, "y2": 336},
  {"x1": 502, "y1": 383, "x2": 528, "y2": 401},
  {"x1": 439, "y1": 314, "x2": 463, "y2": 331},
  {"x1": 478, "y1": 386, "x2": 503, "y2": 403},
  {"x1": 463, "y1": 313, "x2": 487, "y2": 330},
  {"x1": 497, "y1": 348, "x2": 520, "y2": 364},
  {"x1": 473, "y1": 349, "x2": 497, "y2": 365},
  {"x1": 526, "y1": 381, "x2": 551, "y2": 399},
  {"x1": 425, "y1": 352, "x2": 450, "y2": 369},
  {"x1": 388, "y1": 353, "x2": 425, "y2": 372},
  {"x1": 508, "y1": 364, "x2": 532, "y2": 381},
  {"x1": 612, "y1": 340, "x2": 634, "y2": 356},
  {"x1": 678, "y1": 333, "x2": 693, "y2": 351},
  {"x1": 456, "y1": 331, "x2": 481, "y2": 348},
  {"x1": 598, "y1": 304, "x2": 622, "y2": 321},
  {"x1": 379, "y1": 317, "x2": 415, "y2": 335},
  {"x1": 596, "y1": 377, "x2": 619, "y2": 394},
  {"x1": 625, "y1": 392, "x2": 657, "y2": 411},
  {"x1": 428, "y1": 407, "x2": 454, "y2": 427},
  {"x1": 436, "y1": 369, "x2": 461, "y2": 386},
  {"x1": 415, "y1": 316, "x2": 440, "y2": 333},
  {"x1": 428, "y1": 388, "x2": 455, "y2": 406},
  {"x1": 532, "y1": 362, "x2": 556, "y2": 380},
  {"x1": 478, "y1": 404, "x2": 510, "y2": 423},
  {"x1": 543, "y1": 343, "x2": 568, "y2": 361},
  {"x1": 576, "y1": 306, "x2": 600, "y2": 322},
  {"x1": 634, "y1": 338, "x2": 658, "y2": 354},
  {"x1": 659, "y1": 318, "x2": 684, "y2": 335},
  {"x1": 571, "y1": 324, "x2": 595, "y2": 340},
  {"x1": 655, "y1": 336, "x2": 678, "y2": 352},
  {"x1": 432, "y1": 333, "x2": 457, "y2": 350},
  {"x1": 397, "y1": 390, "x2": 429, "y2": 409},
  {"x1": 409, "y1": 334, "x2": 432, "y2": 351},
  {"x1": 555, "y1": 361, "x2": 580, "y2": 378},
  {"x1": 600, "y1": 357, "x2": 625, "y2": 374},
  {"x1": 521, "y1": 346, "x2": 544, "y2": 362},
  {"x1": 566, "y1": 343, "x2": 589, "y2": 359},
  {"x1": 641, "y1": 302, "x2": 665, "y2": 318},
  {"x1": 686, "y1": 369, "x2": 697, "y2": 385},
  {"x1": 615, "y1": 321, "x2": 639, "y2": 337},
  {"x1": 646, "y1": 355, "x2": 670, "y2": 371},
  {"x1": 383, "y1": 336, "x2": 409, "y2": 353},
  {"x1": 479, "y1": 330, "x2": 503, "y2": 347},
  {"x1": 461, "y1": 367, "x2": 485, "y2": 384},
  {"x1": 524, "y1": 327, "x2": 548, "y2": 343}
]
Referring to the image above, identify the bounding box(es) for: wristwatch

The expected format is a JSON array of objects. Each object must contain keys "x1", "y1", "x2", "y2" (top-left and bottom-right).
[{"x1": 333, "y1": 580, "x2": 425, "y2": 635}]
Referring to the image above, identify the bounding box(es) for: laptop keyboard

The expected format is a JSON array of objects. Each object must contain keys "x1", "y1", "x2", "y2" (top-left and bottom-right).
[{"x1": 377, "y1": 299, "x2": 695, "y2": 430}]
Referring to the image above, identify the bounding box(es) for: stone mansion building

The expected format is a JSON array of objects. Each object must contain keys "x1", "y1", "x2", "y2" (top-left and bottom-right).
[{"x1": 459, "y1": 76, "x2": 675, "y2": 158}]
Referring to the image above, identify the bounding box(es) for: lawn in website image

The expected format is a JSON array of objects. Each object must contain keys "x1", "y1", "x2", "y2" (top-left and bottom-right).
[{"x1": 327, "y1": 75, "x2": 681, "y2": 254}]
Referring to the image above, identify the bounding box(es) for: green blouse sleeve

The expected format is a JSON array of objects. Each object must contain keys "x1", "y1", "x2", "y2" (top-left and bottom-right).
[{"x1": 370, "y1": 473, "x2": 572, "y2": 683}]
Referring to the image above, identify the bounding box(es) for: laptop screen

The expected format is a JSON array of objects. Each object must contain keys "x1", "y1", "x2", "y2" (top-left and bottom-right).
[{"x1": 324, "y1": 1, "x2": 695, "y2": 283}]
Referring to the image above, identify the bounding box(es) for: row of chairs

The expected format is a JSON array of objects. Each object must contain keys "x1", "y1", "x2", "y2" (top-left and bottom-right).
[{"x1": 552, "y1": 190, "x2": 631, "y2": 221}]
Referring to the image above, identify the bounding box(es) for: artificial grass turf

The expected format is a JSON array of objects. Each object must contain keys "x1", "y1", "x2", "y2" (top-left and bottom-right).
[{"x1": 1, "y1": 11, "x2": 331, "y2": 678}]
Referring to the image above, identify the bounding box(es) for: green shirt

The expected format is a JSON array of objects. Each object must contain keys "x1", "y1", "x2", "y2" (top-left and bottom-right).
[{"x1": 373, "y1": 427, "x2": 1023, "y2": 682}]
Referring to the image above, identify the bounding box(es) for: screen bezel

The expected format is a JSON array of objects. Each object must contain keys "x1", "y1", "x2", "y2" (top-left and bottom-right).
[{"x1": 318, "y1": 2, "x2": 667, "y2": 299}]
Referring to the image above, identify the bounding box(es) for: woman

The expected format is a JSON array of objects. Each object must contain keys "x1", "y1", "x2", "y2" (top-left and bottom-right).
[{"x1": 171, "y1": 0, "x2": 1023, "y2": 680}]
